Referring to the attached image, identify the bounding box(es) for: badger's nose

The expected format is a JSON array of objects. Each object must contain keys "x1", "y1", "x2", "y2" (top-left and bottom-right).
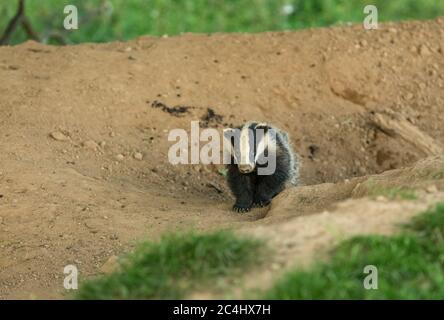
[{"x1": 238, "y1": 164, "x2": 254, "y2": 173}]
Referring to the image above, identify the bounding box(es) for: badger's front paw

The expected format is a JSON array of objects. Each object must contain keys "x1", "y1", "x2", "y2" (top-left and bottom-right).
[
  {"x1": 252, "y1": 196, "x2": 271, "y2": 208},
  {"x1": 252, "y1": 200, "x2": 271, "y2": 208},
  {"x1": 232, "y1": 204, "x2": 251, "y2": 213}
]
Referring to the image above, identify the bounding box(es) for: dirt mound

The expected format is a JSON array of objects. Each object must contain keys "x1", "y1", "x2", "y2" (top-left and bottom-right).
[{"x1": 1, "y1": 18, "x2": 444, "y2": 299}]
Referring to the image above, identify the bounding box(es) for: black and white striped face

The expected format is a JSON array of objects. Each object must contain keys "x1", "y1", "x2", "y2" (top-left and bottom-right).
[{"x1": 224, "y1": 122, "x2": 276, "y2": 174}]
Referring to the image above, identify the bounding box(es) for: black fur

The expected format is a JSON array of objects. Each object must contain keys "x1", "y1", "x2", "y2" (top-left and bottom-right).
[{"x1": 226, "y1": 123, "x2": 295, "y2": 213}]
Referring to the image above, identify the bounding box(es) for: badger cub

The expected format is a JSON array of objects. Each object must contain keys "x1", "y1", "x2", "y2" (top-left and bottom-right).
[{"x1": 224, "y1": 121, "x2": 299, "y2": 213}]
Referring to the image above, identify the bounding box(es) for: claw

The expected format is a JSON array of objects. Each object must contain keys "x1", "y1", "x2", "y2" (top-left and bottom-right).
[
  {"x1": 232, "y1": 205, "x2": 251, "y2": 213},
  {"x1": 252, "y1": 200, "x2": 271, "y2": 208}
]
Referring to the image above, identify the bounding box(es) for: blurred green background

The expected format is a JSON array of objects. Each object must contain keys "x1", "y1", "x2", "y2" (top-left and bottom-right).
[{"x1": 1, "y1": 0, "x2": 444, "y2": 44}]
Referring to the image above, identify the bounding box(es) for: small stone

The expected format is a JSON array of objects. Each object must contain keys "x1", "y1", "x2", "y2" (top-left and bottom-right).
[
  {"x1": 100, "y1": 255, "x2": 119, "y2": 274},
  {"x1": 405, "y1": 92, "x2": 414, "y2": 100},
  {"x1": 82, "y1": 140, "x2": 98, "y2": 150},
  {"x1": 388, "y1": 27, "x2": 398, "y2": 34},
  {"x1": 99, "y1": 141, "x2": 106, "y2": 148},
  {"x1": 271, "y1": 263, "x2": 281, "y2": 271},
  {"x1": 419, "y1": 44, "x2": 431, "y2": 56},
  {"x1": 110, "y1": 234, "x2": 119, "y2": 240},
  {"x1": 50, "y1": 131, "x2": 69, "y2": 141},
  {"x1": 376, "y1": 195, "x2": 387, "y2": 202},
  {"x1": 133, "y1": 152, "x2": 143, "y2": 161},
  {"x1": 115, "y1": 154, "x2": 124, "y2": 161},
  {"x1": 426, "y1": 185, "x2": 438, "y2": 193}
]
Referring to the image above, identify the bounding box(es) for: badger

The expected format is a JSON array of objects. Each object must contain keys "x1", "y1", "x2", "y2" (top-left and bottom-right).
[{"x1": 223, "y1": 121, "x2": 299, "y2": 213}]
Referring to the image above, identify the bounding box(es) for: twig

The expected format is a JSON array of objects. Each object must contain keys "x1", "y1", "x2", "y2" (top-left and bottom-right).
[
  {"x1": 21, "y1": 17, "x2": 40, "y2": 41},
  {"x1": 370, "y1": 112, "x2": 443, "y2": 155},
  {"x1": 0, "y1": 0, "x2": 25, "y2": 45}
]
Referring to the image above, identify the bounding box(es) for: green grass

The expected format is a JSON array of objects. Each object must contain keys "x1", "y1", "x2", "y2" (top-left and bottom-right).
[
  {"x1": 2, "y1": 0, "x2": 444, "y2": 44},
  {"x1": 264, "y1": 203, "x2": 444, "y2": 299},
  {"x1": 370, "y1": 186, "x2": 418, "y2": 201},
  {"x1": 75, "y1": 230, "x2": 263, "y2": 299},
  {"x1": 75, "y1": 203, "x2": 444, "y2": 300},
  {"x1": 364, "y1": 178, "x2": 418, "y2": 200},
  {"x1": 431, "y1": 168, "x2": 444, "y2": 180}
]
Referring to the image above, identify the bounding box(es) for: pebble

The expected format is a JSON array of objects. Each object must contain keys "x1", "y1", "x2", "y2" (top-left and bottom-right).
[
  {"x1": 405, "y1": 92, "x2": 414, "y2": 100},
  {"x1": 50, "y1": 131, "x2": 69, "y2": 141},
  {"x1": 271, "y1": 263, "x2": 281, "y2": 271},
  {"x1": 115, "y1": 154, "x2": 124, "y2": 161},
  {"x1": 419, "y1": 44, "x2": 431, "y2": 56},
  {"x1": 82, "y1": 140, "x2": 98, "y2": 150},
  {"x1": 426, "y1": 185, "x2": 438, "y2": 193},
  {"x1": 110, "y1": 234, "x2": 119, "y2": 240},
  {"x1": 133, "y1": 152, "x2": 143, "y2": 161}
]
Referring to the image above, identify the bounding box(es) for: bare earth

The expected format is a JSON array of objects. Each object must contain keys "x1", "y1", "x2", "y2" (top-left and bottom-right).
[{"x1": 1, "y1": 18, "x2": 444, "y2": 299}]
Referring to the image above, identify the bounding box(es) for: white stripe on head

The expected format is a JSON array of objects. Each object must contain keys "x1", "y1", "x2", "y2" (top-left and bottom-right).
[
  {"x1": 223, "y1": 128, "x2": 239, "y2": 163},
  {"x1": 239, "y1": 124, "x2": 252, "y2": 166}
]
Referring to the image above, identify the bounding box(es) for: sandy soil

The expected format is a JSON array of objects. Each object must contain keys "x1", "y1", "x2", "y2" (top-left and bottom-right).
[{"x1": 1, "y1": 17, "x2": 444, "y2": 299}]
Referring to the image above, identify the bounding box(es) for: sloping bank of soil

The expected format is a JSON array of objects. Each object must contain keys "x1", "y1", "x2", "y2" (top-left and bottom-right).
[{"x1": 0, "y1": 17, "x2": 444, "y2": 299}]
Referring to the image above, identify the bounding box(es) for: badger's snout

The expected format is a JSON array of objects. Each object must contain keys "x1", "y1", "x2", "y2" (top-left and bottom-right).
[{"x1": 238, "y1": 164, "x2": 255, "y2": 173}]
